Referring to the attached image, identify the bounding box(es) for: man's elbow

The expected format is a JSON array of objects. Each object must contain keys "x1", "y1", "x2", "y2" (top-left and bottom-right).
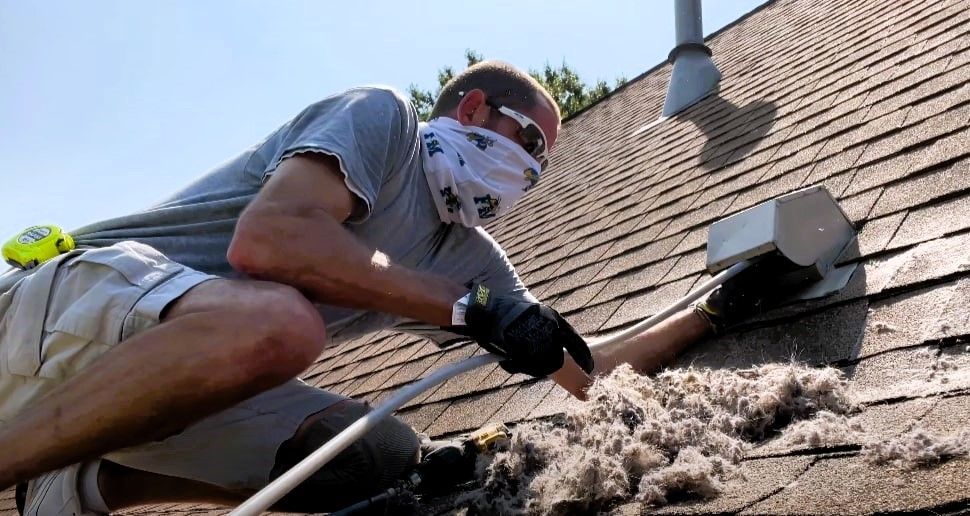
[{"x1": 227, "y1": 216, "x2": 281, "y2": 277}]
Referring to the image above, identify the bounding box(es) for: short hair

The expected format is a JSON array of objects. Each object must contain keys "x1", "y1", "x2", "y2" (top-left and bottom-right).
[{"x1": 430, "y1": 60, "x2": 561, "y2": 120}]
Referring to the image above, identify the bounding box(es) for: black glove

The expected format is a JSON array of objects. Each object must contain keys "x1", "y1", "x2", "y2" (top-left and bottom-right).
[
  {"x1": 453, "y1": 284, "x2": 594, "y2": 377},
  {"x1": 697, "y1": 255, "x2": 797, "y2": 333}
]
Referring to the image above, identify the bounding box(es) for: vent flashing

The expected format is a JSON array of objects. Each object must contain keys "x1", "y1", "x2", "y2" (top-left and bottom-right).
[{"x1": 662, "y1": 0, "x2": 722, "y2": 116}]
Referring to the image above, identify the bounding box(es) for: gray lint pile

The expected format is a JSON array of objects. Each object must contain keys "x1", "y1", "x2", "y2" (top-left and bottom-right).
[
  {"x1": 457, "y1": 363, "x2": 852, "y2": 514},
  {"x1": 777, "y1": 410, "x2": 863, "y2": 447},
  {"x1": 451, "y1": 361, "x2": 968, "y2": 515},
  {"x1": 861, "y1": 427, "x2": 970, "y2": 469}
]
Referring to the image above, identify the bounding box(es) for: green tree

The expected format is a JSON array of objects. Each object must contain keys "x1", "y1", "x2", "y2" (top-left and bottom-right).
[
  {"x1": 407, "y1": 49, "x2": 625, "y2": 120},
  {"x1": 532, "y1": 62, "x2": 625, "y2": 120}
]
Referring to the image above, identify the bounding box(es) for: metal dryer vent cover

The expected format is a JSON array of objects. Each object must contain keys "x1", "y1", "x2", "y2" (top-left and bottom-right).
[{"x1": 705, "y1": 185, "x2": 858, "y2": 296}]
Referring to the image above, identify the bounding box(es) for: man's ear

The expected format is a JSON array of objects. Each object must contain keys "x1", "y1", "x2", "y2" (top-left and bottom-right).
[{"x1": 456, "y1": 89, "x2": 489, "y2": 127}]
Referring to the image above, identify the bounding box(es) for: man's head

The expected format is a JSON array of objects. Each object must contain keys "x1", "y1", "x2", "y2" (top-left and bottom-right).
[{"x1": 431, "y1": 60, "x2": 562, "y2": 166}]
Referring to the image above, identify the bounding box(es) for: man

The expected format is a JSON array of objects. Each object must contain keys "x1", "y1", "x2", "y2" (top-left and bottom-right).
[{"x1": 0, "y1": 61, "x2": 767, "y2": 514}]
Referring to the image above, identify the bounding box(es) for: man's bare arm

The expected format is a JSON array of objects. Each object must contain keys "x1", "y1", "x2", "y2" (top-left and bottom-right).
[
  {"x1": 227, "y1": 153, "x2": 466, "y2": 326},
  {"x1": 549, "y1": 309, "x2": 711, "y2": 399}
]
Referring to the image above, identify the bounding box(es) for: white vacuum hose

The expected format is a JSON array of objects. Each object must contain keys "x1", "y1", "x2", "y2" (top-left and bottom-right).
[{"x1": 230, "y1": 261, "x2": 751, "y2": 515}]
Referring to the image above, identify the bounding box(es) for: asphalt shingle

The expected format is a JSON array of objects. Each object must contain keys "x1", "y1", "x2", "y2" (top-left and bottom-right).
[{"x1": 745, "y1": 454, "x2": 970, "y2": 514}]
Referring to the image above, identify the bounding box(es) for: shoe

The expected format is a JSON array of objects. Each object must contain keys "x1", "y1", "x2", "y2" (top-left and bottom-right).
[
  {"x1": 19, "y1": 464, "x2": 104, "y2": 516},
  {"x1": 412, "y1": 423, "x2": 511, "y2": 494},
  {"x1": 413, "y1": 436, "x2": 476, "y2": 494},
  {"x1": 694, "y1": 255, "x2": 798, "y2": 334}
]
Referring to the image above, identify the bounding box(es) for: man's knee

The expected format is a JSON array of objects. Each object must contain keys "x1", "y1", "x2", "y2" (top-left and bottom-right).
[
  {"x1": 269, "y1": 400, "x2": 420, "y2": 512},
  {"x1": 243, "y1": 281, "x2": 327, "y2": 370},
  {"x1": 166, "y1": 279, "x2": 327, "y2": 379}
]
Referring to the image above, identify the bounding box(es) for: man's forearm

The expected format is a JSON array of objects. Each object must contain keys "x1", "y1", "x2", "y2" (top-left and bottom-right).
[
  {"x1": 228, "y1": 209, "x2": 466, "y2": 326},
  {"x1": 550, "y1": 309, "x2": 712, "y2": 399}
]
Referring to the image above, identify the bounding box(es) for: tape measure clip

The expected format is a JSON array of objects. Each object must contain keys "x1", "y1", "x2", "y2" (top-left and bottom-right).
[{"x1": 2, "y1": 225, "x2": 76, "y2": 270}]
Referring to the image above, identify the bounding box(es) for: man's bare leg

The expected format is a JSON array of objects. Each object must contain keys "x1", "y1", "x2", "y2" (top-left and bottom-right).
[
  {"x1": 0, "y1": 279, "x2": 327, "y2": 490},
  {"x1": 551, "y1": 309, "x2": 711, "y2": 398}
]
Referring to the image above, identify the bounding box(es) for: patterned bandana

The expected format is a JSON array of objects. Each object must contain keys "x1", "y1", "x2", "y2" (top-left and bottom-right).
[{"x1": 420, "y1": 117, "x2": 542, "y2": 227}]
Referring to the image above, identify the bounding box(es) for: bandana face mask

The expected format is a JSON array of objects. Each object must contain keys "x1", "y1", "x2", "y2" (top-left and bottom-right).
[{"x1": 420, "y1": 117, "x2": 542, "y2": 227}]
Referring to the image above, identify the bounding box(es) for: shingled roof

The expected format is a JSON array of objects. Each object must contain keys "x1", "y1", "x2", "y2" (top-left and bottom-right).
[{"x1": 3, "y1": 0, "x2": 966, "y2": 513}]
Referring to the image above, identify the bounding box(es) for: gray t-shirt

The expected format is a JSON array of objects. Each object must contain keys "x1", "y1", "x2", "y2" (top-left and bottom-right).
[{"x1": 43, "y1": 86, "x2": 534, "y2": 345}]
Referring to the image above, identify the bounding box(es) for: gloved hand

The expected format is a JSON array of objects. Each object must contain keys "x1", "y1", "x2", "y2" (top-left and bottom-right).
[
  {"x1": 695, "y1": 255, "x2": 796, "y2": 334},
  {"x1": 454, "y1": 284, "x2": 594, "y2": 377}
]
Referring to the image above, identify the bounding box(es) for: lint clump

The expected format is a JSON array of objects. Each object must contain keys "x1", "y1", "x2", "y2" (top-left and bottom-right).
[{"x1": 460, "y1": 362, "x2": 854, "y2": 515}]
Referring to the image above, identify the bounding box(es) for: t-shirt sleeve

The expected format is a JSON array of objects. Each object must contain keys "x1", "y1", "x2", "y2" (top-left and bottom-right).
[
  {"x1": 262, "y1": 86, "x2": 416, "y2": 223},
  {"x1": 474, "y1": 232, "x2": 538, "y2": 304},
  {"x1": 392, "y1": 228, "x2": 537, "y2": 347}
]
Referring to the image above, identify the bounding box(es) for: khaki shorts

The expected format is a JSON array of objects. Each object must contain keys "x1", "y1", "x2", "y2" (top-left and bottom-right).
[{"x1": 0, "y1": 241, "x2": 348, "y2": 490}]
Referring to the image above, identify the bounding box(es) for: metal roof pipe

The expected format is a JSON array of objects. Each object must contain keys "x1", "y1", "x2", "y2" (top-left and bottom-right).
[{"x1": 662, "y1": 0, "x2": 722, "y2": 116}]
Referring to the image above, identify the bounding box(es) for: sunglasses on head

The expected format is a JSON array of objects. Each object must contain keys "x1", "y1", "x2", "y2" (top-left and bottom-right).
[{"x1": 483, "y1": 98, "x2": 550, "y2": 171}]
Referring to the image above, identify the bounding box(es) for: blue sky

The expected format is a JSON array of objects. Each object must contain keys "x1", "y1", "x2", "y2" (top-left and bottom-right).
[{"x1": 0, "y1": 0, "x2": 764, "y2": 241}]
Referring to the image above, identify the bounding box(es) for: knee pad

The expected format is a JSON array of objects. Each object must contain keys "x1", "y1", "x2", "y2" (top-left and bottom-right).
[
  {"x1": 270, "y1": 401, "x2": 420, "y2": 512},
  {"x1": 366, "y1": 413, "x2": 422, "y2": 486}
]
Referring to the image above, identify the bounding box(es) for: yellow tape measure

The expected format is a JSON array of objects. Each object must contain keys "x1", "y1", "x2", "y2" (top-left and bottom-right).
[{"x1": 2, "y1": 225, "x2": 76, "y2": 270}]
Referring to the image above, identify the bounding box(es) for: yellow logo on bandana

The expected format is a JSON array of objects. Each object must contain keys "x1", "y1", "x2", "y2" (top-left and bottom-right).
[
  {"x1": 473, "y1": 194, "x2": 501, "y2": 219},
  {"x1": 523, "y1": 168, "x2": 540, "y2": 192},
  {"x1": 466, "y1": 132, "x2": 496, "y2": 151}
]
